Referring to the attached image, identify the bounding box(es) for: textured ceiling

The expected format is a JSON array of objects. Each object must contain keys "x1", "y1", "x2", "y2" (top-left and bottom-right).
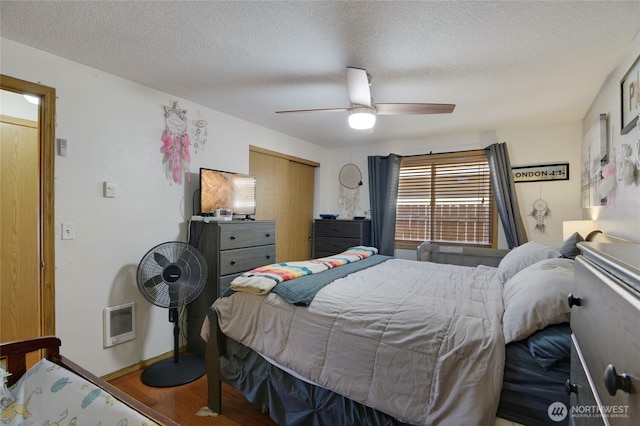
[{"x1": 1, "y1": 1, "x2": 639, "y2": 148}]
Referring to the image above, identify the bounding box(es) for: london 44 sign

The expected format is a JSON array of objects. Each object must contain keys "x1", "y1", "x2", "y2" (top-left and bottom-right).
[{"x1": 512, "y1": 163, "x2": 569, "y2": 183}]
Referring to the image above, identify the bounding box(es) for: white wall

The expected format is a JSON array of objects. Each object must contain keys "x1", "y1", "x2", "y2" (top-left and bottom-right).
[
  {"x1": 582, "y1": 31, "x2": 640, "y2": 242},
  {"x1": 0, "y1": 38, "x2": 328, "y2": 376}
]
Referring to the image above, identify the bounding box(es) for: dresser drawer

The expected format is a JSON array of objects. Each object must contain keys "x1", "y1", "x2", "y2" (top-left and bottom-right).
[
  {"x1": 219, "y1": 222, "x2": 275, "y2": 250},
  {"x1": 314, "y1": 220, "x2": 366, "y2": 239},
  {"x1": 571, "y1": 257, "x2": 640, "y2": 423},
  {"x1": 219, "y1": 272, "x2": 244, "y2": 296},
  {"x1": 219, "y1": 245, "x2": 275, "y2": 276},
  {"x1": 314, "y1": 236, "x2": 362, "y2": 254},
  {"x1": 570, "y1": 336, "x2": 605, "y2": 426}
]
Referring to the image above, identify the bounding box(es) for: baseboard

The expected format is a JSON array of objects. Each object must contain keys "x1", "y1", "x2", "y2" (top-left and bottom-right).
[{"x1": 101, "y1": 346, "x2": 188, "y2": 382}]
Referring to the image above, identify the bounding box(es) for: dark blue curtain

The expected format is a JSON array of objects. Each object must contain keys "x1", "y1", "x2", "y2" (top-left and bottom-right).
[
  {"x1": 367, "y1": 154, "x2": 402, "y2": 256},
  {"x1": 485, "y1": 142, "x2": 528, "y2": 248}
]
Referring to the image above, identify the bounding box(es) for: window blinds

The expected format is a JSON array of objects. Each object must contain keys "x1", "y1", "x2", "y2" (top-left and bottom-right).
[{"x1": 395, "y1": 150, "x2": 496, "y2": 248}]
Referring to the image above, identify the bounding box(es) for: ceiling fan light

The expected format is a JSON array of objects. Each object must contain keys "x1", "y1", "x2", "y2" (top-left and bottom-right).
[{"x1": 348, "y1": 107, "x2": 376, "y2": 130}]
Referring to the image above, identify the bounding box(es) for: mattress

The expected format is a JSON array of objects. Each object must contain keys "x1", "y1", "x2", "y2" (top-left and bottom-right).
[{"x1": 498, "y1": 325, "x2": 571, "y2": 426}]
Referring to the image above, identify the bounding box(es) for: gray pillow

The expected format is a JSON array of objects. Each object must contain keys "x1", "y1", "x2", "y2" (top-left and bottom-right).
[
  {"x1": 497, "y1": 241, "x2": 562, "y2": 284},
  {"x1": 555, "y1": 232, "x2": 584, "y2": 259},
  {"x1": 502, "y1": 258, "x2": 574, "y2": 343}
]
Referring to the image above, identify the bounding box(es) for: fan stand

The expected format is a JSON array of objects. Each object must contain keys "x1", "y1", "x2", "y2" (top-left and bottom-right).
[{"x1": 141, "y1": 307, "x2": 205, "y2": 388}]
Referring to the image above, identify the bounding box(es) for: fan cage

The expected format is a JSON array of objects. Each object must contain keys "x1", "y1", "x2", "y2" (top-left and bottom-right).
[{"x1": 136, "y1": 241, "x2": 208, "y2": 309}]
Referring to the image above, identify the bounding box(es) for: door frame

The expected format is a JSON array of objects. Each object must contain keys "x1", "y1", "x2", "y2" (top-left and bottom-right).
[{"x1": 1, "y1": 75, "x2": 56, "y2": 337}]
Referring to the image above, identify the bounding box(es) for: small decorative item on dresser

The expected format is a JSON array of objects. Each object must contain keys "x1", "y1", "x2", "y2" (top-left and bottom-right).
[{"x1": 319, "y1": 214, "x2": 339, "y2": 220}]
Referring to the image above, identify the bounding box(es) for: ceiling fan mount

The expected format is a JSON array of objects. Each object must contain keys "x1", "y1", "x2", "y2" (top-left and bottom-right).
[{"x1": 276, "y1": 67, "x2": 455, "y2": 130}]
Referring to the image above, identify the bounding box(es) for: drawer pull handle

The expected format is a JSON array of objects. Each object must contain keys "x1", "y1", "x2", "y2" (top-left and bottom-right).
[
  {"x1": 230, "y1": 236, "x2": 236, "y2": 240},
  {"x1": 604, "y1": 364, "x2": 632, "y2": 396},
  {"x1": 265, "y1": 233, "x2": 271, "y2": 237},
  {"x1": 564, "y1": 379, "x2": 577, "y2": 395},
  {"x1": 567, "y1": 293, "x2": 581, "y2": 308},
  {"x1": 230, "y1": 260, "x2": 236, "y2": 266},
  {"x1": 266, "y1": 255, "x2": 271, "y2": 260}
]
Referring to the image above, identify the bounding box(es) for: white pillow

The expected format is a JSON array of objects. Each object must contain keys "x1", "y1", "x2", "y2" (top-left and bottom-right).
[
  {"x1": 502, "y1": 258, "x2": 574, "y2": 343},
  {"x1": 497, "y1": 241, "x2": 561, "y2": 284}
]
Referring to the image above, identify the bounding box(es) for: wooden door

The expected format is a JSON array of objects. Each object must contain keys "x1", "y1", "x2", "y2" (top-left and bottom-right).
[
  {"x1": 287, "y1": 161, "x2": 315, "y2": 259},
  {"x1": 250, "y1": 147, "x2": 318, "y2": 262},
  {"x1": 0, "y1": 76, "x2": 56, "y2": 344},
  {"x1": 1, "y1": 116, "x2": 40, "y2": 341}
]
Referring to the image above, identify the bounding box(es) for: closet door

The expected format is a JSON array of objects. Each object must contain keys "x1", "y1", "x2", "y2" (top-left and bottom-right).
[{"x1": 249, "y1": 147, "x2": 317, "y2": 262}]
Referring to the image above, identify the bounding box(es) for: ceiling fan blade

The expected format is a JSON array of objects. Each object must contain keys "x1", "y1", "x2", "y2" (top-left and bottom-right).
[
  {"x1": 347, "y1": 67, "x2": 372, "y2": 107},
  {"x1": 375, "y1": 103, "x2": 456, "y2": 115},
  {"x1": 276, "y1": 107, "x2": 349, "y2": 114}
]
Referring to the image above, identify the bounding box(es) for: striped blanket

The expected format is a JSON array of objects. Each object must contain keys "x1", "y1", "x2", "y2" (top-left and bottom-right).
[{"x1": 230, "y1": 246, "x2": 378, "y2": 295}]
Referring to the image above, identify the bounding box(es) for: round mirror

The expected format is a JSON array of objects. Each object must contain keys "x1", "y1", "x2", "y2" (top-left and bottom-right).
[{"x1": 339, "y1": 163, "x2": 362, "y2": 189}]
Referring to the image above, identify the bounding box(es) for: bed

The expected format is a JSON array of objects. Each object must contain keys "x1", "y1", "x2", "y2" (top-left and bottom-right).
[
  {"x1": 201, "y1": 231, "x2": 627, "y2": 426},
  {"x1": 0, "y1": 336, "x2": 178, "y2": 426}
]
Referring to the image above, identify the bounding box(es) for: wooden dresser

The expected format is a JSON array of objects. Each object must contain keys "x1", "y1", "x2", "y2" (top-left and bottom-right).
[
  {"x1": 568, "y1": 242, "x2": 640, "y2": 425},
  {"x1": 312, "y1": 219, "x2": 371, "y2": 258},
  {"x1": 187, "y1": 220, "x2": 276, "y2": 356}
]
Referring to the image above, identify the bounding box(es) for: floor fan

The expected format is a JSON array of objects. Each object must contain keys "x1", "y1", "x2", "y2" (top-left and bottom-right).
[{"x1": 136, "y1": 241, "x2": 208, "y2": 387}]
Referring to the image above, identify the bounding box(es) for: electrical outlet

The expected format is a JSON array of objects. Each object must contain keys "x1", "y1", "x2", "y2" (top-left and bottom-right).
[{"x1": 61, "y1": 223, "x2": 75, "y2": 240}]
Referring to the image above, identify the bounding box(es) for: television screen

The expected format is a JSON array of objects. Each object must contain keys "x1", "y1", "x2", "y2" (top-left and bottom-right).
[{"x1": 200, "y1": 168, "x2": 256, "y2": 217}]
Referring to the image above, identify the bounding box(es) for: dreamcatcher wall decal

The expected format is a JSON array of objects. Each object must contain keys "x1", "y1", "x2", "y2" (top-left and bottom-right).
[
  {"x1": 192, "y1": 112, "x2": 208, "y2": 154},
  {"x1": 161, "y1": 101, "x2": 191, "y2": 184},
  {"x1": 529, "y1": 186, "x2": 551, "y2": 233}
]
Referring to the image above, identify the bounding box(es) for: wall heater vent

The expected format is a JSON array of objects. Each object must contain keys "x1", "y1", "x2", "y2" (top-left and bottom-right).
[{"x1": 103, "y1": 302, "x2": 136, "y2": 348}]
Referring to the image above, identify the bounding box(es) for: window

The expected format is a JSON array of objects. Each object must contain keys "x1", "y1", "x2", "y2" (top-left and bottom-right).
[{"x1": 395, "y1": 150, "x2": 497, "y2": 249}]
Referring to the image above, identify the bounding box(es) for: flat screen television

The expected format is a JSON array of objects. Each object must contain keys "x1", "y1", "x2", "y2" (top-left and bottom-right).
[{"x1": 199, "y1": 168, "x2": 256, "y2": 218}]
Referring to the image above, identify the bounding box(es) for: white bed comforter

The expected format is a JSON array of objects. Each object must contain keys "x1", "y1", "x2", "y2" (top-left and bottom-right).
[{"x1": 213, "y1": 258, "x2": 505, "y2": 425}]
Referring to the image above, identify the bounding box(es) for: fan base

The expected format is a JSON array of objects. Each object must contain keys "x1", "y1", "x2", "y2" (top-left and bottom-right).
[{"x1": 141, "y1": 354, "x2": 205, "y2": 388}]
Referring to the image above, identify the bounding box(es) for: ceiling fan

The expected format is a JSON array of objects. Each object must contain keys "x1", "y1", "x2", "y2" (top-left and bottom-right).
[{"x1": 275, "y1": 67, "x2": 455, "y2": 130}]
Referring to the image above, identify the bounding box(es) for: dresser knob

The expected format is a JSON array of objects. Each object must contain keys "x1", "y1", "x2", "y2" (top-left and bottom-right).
[
  {"x1": 565, "y1": 379, "x2": 577, "y2": 395},
  {"x1": 604, "y1": 364, "x2": 632, "y2": 396},
  {"x1": 266, "y1": 255, "x2": 271, "y2": 260},
  {"x1": 265, "y1": 233, "x2": 271, "y2": 237},
  {"x1": 567, "y1": 293, "x2": 581, "y2": 308},
  {"x1": 230, "y1": 236, "x2": 236, "y2": 240},
  {"x1": 230, "y1": 260, "x2": 236, "y2": 265}
]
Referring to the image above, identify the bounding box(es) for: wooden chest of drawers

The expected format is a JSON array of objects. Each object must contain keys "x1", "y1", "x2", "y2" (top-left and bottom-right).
[
  {"x1": 187, "y1": 220, "x2": 276, "y2": 356},
  {"x1": 568, "y1": 242, "x2": 640, "y2": 425},
  {"x1": 312, "y1": 219, "x2": 371, "y2": 258}
]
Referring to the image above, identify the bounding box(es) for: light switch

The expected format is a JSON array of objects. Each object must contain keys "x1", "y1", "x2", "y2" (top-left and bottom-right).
[
  {"x1": 62, "y1": 223, "x2": 75, "y2": 240},
  {"x1": 104, "y1": 182, "x2": 117, "y2": 198},
  {"x1": 57, "y1": 138, "x2": 68, "y2": 156}
]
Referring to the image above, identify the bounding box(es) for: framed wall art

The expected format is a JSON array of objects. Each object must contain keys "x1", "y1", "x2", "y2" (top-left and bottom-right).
[
  {"x1": 512, "y1": 163, "x2": 569, "y2": 183},
  {"x1": 621, "y1": 54, "x2": 640, "y2": 135}
]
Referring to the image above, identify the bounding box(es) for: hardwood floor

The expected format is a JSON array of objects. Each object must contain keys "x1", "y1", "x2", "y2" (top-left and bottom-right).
[{"x1": 109, "y1": 369, "x2": 276, "y2": 425}]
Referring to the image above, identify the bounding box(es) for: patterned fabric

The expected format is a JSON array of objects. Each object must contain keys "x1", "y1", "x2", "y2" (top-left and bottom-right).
[
  {"x1": 2, "y1": 359, "x2": 156, "y2": 425},
  {"x1": 230, "y1": 246, "x2": 378, "y2": 295}
]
